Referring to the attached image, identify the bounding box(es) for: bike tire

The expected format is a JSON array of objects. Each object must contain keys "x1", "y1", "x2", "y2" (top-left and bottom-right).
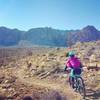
[
  {"x1": 69, "y1": 76, "x2": 74, "y2": 89},
  {"x1": 77, "y1": 77, "x2": 86, "y2": 99}
]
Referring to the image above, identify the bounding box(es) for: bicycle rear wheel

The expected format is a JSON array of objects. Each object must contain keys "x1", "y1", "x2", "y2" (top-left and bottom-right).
[{"x1": 77, "y1": 77, "x2": 86, "y2": 99}]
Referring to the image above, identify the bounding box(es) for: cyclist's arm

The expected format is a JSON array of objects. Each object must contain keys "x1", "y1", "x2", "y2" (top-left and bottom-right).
[{"x1": 64, "y1": 66, "x2": 68, "y2": 71}]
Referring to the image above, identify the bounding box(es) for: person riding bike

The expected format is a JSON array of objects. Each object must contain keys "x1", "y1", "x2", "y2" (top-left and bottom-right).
[{"x1": 64, "y1": 51, "x2": 83, "y2": 88}]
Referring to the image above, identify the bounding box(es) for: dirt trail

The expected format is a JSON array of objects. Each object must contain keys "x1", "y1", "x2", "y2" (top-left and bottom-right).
[{"x1": 13, "y1": 67, "x2": 82, "y2": 100}]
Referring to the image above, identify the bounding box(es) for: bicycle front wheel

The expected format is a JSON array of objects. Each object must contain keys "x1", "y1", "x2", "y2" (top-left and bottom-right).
[
  {"x1": 69, "y1": 76, "x2": 74, "y2": 89},
  {"x1": 77, "y1": 77, "x2": 86, "y2": 99}
]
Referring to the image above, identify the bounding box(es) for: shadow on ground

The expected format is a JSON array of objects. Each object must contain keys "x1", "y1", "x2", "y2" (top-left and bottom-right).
[
  {"x1": 0, "y1": 96, "x2": 6, "y2": 100},
  {"x1": 85, "y1": 88, "x2": 100, "y2": 100}
]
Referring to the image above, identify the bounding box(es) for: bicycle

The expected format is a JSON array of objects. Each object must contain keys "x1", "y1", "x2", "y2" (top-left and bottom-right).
[{"x1": 67, "y1": 68, "x2": 86, "y2": 99}]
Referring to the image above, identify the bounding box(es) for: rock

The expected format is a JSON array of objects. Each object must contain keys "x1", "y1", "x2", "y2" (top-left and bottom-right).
[
  {"x1": 4, "y1": 77, "x2": 16, "y2": 84},
  {"x1": 1, "y1": 88, "x2": 7, "y2": 92},
  {"x1": 1, "y1": 83, "x2": 12, "y2": 89},
  {"x1": 8, "y1": 87, "x2": 15, "y2": 92},
  {"x1": 0, "y1": 76, "x2": 4, "y2": 84}
]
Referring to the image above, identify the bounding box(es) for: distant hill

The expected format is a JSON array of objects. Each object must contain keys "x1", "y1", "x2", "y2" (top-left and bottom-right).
[
  {"x1": 23, "y1": 27, "x2": 70, "y2": 46},
  {"x1": 66, "y1": 25, "x2": 100, "y2": 46},
  {"x1": 0, "y1": 27, "x2": 23, "y2": 46},
  {"x1": 0, "y1": 25, "x2": 100, "y2": 47}
]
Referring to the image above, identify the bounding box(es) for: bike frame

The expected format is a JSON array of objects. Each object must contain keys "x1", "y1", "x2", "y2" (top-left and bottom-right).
[{"x1": 69, "y1": 68, "x2": 82, "y2": 78}]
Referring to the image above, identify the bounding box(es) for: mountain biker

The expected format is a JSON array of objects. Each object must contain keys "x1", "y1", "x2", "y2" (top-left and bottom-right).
[{"x1": 64, "y1": 51, "x2": 83, "y2": 88}]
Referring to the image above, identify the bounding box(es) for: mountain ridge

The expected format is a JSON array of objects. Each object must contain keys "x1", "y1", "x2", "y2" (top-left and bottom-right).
[{"x1": 0, "y1": 25, "x2": 100, "y2": 47}]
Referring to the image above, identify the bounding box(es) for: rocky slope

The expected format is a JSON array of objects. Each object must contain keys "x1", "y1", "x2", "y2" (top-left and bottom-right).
[{"x1": 66, "y1": 25, "x2": 100, "y2": 46}]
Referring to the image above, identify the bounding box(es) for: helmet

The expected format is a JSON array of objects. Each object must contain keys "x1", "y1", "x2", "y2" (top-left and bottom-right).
[{"x1": 67, "y1": 51, "x2": 75, "y2": 57}]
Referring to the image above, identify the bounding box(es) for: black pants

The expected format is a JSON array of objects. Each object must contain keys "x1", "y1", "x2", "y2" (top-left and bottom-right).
[
  {"x1": 71, "y1": 68, "x2": 82, "y2": 88},
  {"x1": 73, "y1": 68, "x2": 82, "y2": 75}
]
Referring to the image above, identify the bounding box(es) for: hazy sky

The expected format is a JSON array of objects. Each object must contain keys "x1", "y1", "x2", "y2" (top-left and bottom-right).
[{"x1": 0, "y1": 0, "x2": 100, "y2": 30}]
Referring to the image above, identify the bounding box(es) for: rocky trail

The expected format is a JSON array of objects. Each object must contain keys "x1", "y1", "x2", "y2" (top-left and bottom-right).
[
  {"x1": 12, "y1": 66, "x2": 82, "y2": 100},
  {"x1": 7, "y1": 64, "x2": 100, "y2": 100},
  {"x1": 13, "y1": 64, "x2": 100, "y2": 100},
  {"x1": 0, "y1": 65, "x2": 100, "y2": 100}
]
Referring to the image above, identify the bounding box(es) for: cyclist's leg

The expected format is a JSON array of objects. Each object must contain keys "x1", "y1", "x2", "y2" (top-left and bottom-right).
[
  {"x1": 74, "y1": 68, "x2": 82, "y2": 75},
  {"x1": 73, "y1": 68, "x2": 81, "y2": 89}
]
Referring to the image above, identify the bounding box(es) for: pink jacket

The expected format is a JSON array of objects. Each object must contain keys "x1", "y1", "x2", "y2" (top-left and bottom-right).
[{"x1": 66, "y1": 56, "x2": 81, "y2": 68}]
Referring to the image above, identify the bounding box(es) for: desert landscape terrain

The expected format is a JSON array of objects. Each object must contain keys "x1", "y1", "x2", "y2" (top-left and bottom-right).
[{"x1": 0, "y1": 41, "x2": 100, "y2": 100}]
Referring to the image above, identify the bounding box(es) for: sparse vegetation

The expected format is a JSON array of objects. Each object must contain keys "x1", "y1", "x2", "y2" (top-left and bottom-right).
[{"x1": 0, "y1": 41, "x2": 100, "y2": 99}]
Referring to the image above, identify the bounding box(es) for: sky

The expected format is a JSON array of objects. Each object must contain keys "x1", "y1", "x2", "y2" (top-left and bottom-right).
[{"x1": 0, "y1": 0, "x2": 100, "y2": 31}]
